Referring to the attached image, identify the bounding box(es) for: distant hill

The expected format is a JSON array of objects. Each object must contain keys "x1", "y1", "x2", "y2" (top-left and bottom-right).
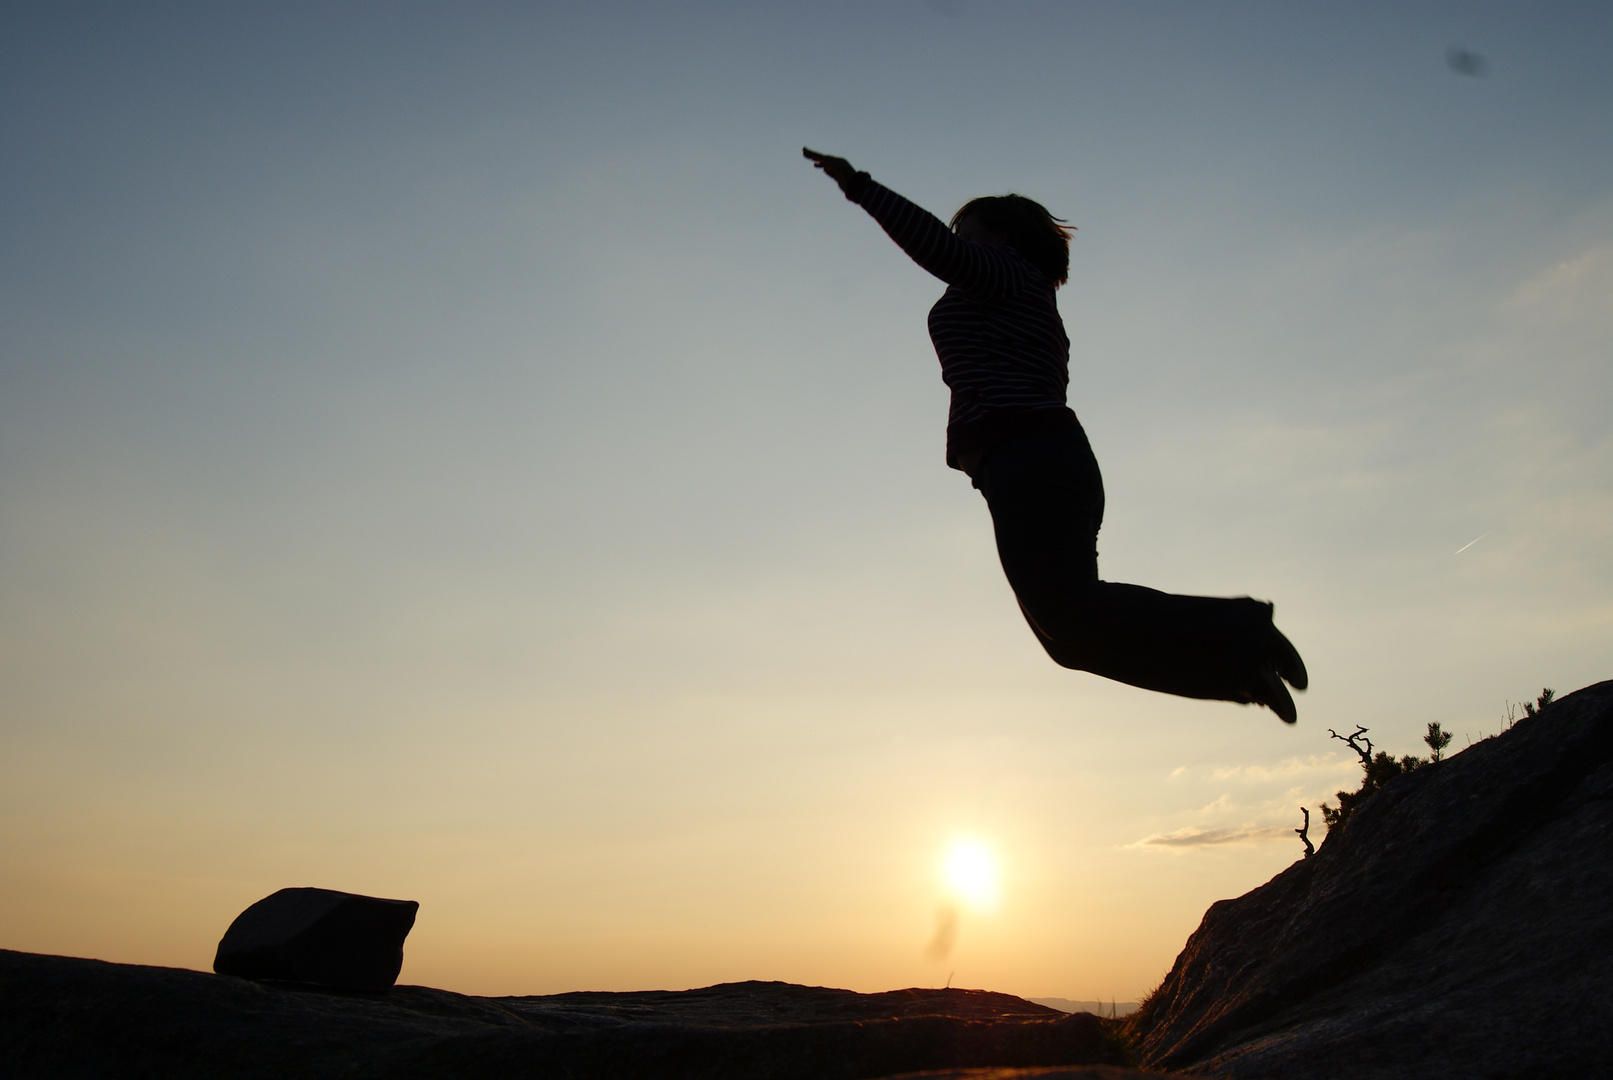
[{"x1": 1030, "y1": 998, "x2": 1140, "y2": 1018}]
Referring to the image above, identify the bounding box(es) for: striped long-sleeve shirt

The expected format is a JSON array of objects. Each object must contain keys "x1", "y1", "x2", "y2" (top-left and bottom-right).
[{"x1": 851, "y1": 177, "x2": 1078, "y2": 469}]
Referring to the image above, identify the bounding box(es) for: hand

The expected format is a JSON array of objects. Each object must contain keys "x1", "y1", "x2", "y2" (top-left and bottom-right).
[{"x1": 803, "y1": 147, "x2": 864, "y2": 197}]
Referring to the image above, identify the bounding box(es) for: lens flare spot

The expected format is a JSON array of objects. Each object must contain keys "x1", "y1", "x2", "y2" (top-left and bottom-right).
[{"x1": 942, "y1": 839, "x2": 1001, "y2": 911}]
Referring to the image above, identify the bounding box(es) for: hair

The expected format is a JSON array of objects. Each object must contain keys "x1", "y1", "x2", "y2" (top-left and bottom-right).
[{"x1": 950, "y1": 195, "x2": 1074, "y2": 286}]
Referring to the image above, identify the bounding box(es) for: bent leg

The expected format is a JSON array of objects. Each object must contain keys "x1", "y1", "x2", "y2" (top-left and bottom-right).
[
  {"x1": 974, "y1": 428, "x2": 1272, "y2": 703},
  {"x1": 1015, "y1": 586, "x2": 1272, "y2": 702}
]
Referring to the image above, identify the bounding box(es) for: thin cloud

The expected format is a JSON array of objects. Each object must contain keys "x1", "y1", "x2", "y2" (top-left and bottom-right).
[
  {"x1": 1507, "y1": 245, "x2": 1613, "y2": 327},
  {"x1": 1208, "y1": 755, "x2": 1358, "y2": 782},
  {"x1": 1129, "y1": 825, "x2": 1292, "y2": 849}
]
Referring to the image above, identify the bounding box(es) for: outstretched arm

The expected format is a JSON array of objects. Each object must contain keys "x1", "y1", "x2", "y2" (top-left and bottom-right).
[{"x1": 802, "y1": 147, "x2": 1027, "y2": 297}]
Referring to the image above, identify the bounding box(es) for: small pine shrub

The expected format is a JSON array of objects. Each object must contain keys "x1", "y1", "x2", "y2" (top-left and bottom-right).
[
  {"x1": 1523, "y1": 688, "x2": 1555, "y2": 717},
  {"x1": 1425, "y1": 721, "x2": 1452, "y2": 762}
]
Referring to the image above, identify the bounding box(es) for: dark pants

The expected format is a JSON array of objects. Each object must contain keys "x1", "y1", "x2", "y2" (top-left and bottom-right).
[{"x1": 970, "y1": 426, "x2": 1271, "y2": 703}]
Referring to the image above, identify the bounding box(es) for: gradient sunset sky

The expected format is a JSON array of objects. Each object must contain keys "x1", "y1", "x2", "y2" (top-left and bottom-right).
[{"x1": 2, "y1": 1, "x2": 1610, "y2": 1002}]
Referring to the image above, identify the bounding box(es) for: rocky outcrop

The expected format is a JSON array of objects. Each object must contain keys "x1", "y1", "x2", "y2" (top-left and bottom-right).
[
  {"x1": 0, "y1": 950, "x2": 1135, "y2": 1079},
  {"x1": 1132, "y1": 679, "x2": 1613, "y2": 1079}
]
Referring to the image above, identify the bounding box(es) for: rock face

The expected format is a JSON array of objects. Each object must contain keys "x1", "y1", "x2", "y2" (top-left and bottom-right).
[
  {"x1": 1132, "y1": 678, "x2": 1613, "y2": 1079},
  {"x1": 0, "y1": 950, "x2": 1134, "y2": 1079},
  {"x1": 213, "y1": 887, "x2": 418, "y2": 992}
]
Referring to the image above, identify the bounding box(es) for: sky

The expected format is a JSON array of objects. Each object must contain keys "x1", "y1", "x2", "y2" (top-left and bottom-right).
[{"x1": 2, "y1": 1, "x2": 1610, "y2": 1002}]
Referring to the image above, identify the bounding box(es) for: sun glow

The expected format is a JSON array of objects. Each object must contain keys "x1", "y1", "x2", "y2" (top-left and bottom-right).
[{"x1": 941, "y1": 839, "x2": 1001, "y2": 912}]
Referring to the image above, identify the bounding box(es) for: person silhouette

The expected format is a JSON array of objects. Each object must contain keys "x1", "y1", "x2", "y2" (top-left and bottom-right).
[{"x1": 804, "y1": 148, "x2": 1307, "y2": 722}]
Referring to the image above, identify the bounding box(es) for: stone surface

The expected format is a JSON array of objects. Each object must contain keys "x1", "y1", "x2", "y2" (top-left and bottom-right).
[
  {"x1": 1131, "y1": 678, "x2": 1613, "y2": 1079},
  {"x1": 214, "y1": 887, "x2": 419, "y2": 991},
  {"x1": 0, "y1": 950, "x2": 1132, "y2": 1079}
]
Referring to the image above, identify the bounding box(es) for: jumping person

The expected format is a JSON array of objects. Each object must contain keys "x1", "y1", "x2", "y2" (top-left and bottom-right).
[{"x1": 803, "y1": 148, "x2": 1308, "y2": 722}]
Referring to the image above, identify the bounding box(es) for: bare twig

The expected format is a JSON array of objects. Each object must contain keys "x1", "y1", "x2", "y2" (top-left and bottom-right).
[
  {"x1": 1295, "y1": 806, "x2": 1315, "y2": 858},
  {"x1": 1327, "y1": 725, "x2": 1374, "y2": 768}
]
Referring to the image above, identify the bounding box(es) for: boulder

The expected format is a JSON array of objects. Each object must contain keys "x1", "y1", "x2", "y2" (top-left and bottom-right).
[
  {"x1": 1131, "y1": 679, "x2": 1613, "y2": 1078},
  {"x1": 213, "y1": 887, "x2": 418, "y2": 992}
]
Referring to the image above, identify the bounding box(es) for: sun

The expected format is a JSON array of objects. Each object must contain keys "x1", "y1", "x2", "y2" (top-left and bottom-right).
[{"x1": 942, "y1": 839, "x2": 1001, "y2": 912}]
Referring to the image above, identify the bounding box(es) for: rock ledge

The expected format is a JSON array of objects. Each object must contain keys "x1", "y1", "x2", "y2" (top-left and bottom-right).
[{"x1": 1132, "y1": 678, "x2": 1613, "y2": 1079}]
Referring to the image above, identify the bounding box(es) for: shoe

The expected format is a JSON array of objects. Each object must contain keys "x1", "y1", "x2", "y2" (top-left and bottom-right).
[
  {"x1": 1253, "y1": 665, "x2": 1298, "y2": 724},
  {"x1": 1270, "y1": 626, "x2": 1308, "y2": 691}
]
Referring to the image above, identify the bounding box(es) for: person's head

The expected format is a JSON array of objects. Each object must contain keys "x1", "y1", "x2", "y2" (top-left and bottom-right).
[{"x1": 950, "y1": 195, "x2": 1074, "y2": 286}]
